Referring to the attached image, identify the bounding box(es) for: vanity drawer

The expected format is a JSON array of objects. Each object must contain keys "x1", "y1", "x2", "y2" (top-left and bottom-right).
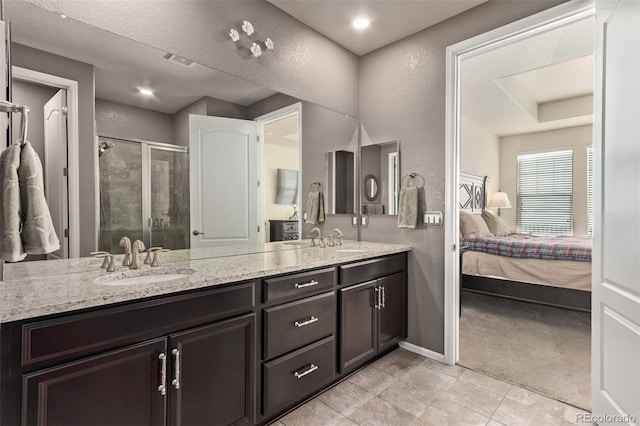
[
  {"x1": 22, "y1": 282, "x2": 255, "y2": 367},
  {"x1": 340, "y1": 253, "x2": 406, "y2": 286},
  {"x1": 263, "y1": 336, "x2": 335, "y2": 416},
  {"x1": 263, "y1": 267, "x2": 336, "y2": 303},
  {"x1": 263, "y1": 291, "x2": 335, "y2": 360}
]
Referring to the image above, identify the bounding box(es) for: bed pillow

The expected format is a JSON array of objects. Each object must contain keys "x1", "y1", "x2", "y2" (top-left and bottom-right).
[
  {"x1": 460, "y1": 211, "x2": 493, "y2": 237},
  {"x1": 481, "y1": 209, "x2": 511, "y2": 237}
]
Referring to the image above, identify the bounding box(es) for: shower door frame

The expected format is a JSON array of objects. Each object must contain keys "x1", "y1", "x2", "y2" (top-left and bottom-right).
[{"x1": 99, "y1": 134, "x2": 188, "y2": 249}]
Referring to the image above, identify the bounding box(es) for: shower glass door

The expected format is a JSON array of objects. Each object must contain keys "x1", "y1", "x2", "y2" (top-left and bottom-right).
[
  {"x1": 146, "y1": 145, "x2": 189, "y2": 250},
  {"x1": 99, "y1": 137, "x2": 189, "y2": 254}
]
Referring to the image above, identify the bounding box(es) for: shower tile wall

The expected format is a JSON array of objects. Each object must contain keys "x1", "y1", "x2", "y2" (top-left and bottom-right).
[{"x1": 99, "y1": 139, "x2": 143, "y2": 253}]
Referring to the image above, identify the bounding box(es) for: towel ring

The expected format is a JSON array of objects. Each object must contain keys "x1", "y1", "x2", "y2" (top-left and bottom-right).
[
  {"x1": 401, "y1": 173, "x2": 425, "y2": 188},
  {"x1": 310, "y1": 181, "x2": 322, "y2": 191}
]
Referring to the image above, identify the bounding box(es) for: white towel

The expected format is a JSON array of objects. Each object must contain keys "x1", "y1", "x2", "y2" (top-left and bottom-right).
[
  {"x1": 397, "y1": 186, "x2": 418, "y2": 229},
  {"x1": 305, "y1": 191, "x2": 325, "y2": 225},
  {"x1": 18, "y1": 141, "x2": 60, "y2": 255},
  {"x1": 0, "y1": 144, "x2": 27, "y2": 261}
]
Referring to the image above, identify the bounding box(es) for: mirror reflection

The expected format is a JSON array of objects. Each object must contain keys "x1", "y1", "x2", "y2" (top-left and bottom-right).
[
  {"x1": 5, "y1": 1, "x2": 359, "y2": 260},
  {"x1": 360, "y1": 140, "x2": 400, "y2": 215},
  {"x1": 324, "y1": 150, "x2": 355, "y2": 214}
]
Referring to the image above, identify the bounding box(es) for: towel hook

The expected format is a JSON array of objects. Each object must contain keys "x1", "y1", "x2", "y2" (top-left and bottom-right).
[
  {"x1": 310, "y1": 181, "x2": 322, "y2": 191},
  {"x1": 401, "y1": 172, "x2": 425, "y2": 188}
]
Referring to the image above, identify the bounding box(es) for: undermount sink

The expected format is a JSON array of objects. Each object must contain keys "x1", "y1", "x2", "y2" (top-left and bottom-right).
[{"x1": 95, "y1": 267, "x2": 195, "y2": 286}]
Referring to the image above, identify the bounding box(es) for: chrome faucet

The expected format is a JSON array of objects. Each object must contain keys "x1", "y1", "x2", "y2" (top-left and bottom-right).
[
  {"x1": 307, "y1": 227, "x2": 325, "y2": 248},
  {"x1": 130, "y1": 240, "x2": 146, "y2": 269},
  {"x1": 332, "y1": 228, "x2": 344, "y2": 246},
  {"x1": 119, "y1": 236, "x2": 132, "y2": 266}
]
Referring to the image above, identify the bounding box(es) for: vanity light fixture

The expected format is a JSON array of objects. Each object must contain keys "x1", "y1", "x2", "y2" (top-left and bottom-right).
[
  {"x1": 352, "y1": 17, "x2": 370, "y2": 30},
  {"x1": 229, "y1": 20, "x2": 275, "y2": 58},
  {"x1": 138, "y1": 88, "x2": 154, "y2": 96}
]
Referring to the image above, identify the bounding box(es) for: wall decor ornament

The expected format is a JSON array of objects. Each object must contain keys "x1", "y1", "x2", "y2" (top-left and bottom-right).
[{"x1": 229, "y1": 20, "x2": 275, "y2": 58}]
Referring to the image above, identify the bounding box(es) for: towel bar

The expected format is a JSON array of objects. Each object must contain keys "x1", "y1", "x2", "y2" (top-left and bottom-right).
[{"x1": 401, "y1": 172, "x2": 425, "y2": 188}]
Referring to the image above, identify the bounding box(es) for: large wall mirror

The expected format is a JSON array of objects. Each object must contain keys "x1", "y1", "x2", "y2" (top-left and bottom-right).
[
  {"x1": 360, "y1": 140, "x2": 400, "y2": 215},
  {"x1": 4, "y1": 1, "x2": 359, "y2": 260}
]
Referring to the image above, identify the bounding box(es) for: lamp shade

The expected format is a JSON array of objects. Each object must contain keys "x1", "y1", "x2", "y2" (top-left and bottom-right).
[{"x1": 488, "y1": 191, "x2": 512, "y2": 209}]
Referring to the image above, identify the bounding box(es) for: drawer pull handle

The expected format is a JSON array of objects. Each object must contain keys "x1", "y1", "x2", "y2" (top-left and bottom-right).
[
  {"x1": 158, "y1": 353, "x2": 167, "y2": 395},
  {"x1": 295, "y1": 316, "x2": 319, "y2": 327},
  {"x1": 374, "y1": 287, "x2": 381, "y2": 310},
  {"x1": 294, "y1": 363, "x2": 319, "y2": 379},
  {"x1": 294, "y1": 280, "x2": 319, "y2": 289},
  {"x1": 381, "y1": 285, "x2": 386, "y2": 308},
  {"x1": 171, "y1": 349, "x2": 181, "y2": 390}
]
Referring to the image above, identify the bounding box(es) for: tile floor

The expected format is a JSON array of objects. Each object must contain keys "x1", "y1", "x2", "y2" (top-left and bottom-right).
[{"x1": 271, "y1": 348, "x2": 592, "y2": 426}]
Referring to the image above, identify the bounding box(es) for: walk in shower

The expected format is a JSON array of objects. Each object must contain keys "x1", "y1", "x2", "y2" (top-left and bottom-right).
[{"x1": 98, "y1": 136, "x2": 189, "y2": 253}]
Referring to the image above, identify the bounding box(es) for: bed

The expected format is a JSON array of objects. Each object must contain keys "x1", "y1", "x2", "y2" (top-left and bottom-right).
[{"x1": 459, "y1": 172, "x2": 591, "y2": 311}]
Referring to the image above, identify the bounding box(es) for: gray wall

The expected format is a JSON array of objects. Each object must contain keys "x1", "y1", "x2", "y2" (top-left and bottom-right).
[
  {"x1": 12, "y1": 43, "x2": 97, "y2": 256},
  {"x1": 96, "y1": 98, "x2": 174, "y2": 144},
  {"x1": 11, "y1": 79, "x2": 58, "y2": 157},
  {"x1": 358, "y1": 0, "x2": 566, "y2": 354},
  {"x1": 27, "y1": 0, "x2": 360, "y2": 117}
]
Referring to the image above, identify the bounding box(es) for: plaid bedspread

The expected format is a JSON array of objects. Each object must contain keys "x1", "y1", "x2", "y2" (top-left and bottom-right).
[{"x1": 461, "y1": 234, "x2": 592, "y2": 262}]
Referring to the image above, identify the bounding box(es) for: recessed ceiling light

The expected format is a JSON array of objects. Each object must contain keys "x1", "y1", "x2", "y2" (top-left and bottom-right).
[
  {"x1": 59, "y1": 13, "x2": 67, "y2": 19},
  {"x1": 352, "y1": 17, "x2": 370, "y2": 30},
  {"x1": 139, "y1": 88, "x2": 154, "y2": 96}
]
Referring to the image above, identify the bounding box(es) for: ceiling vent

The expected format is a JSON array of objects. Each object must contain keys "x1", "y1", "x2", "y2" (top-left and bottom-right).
[{"x1": 163, "y1": 53, "x2": 195, "y2": 68}]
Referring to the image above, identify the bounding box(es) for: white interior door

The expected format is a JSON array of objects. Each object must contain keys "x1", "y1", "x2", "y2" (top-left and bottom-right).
[
  {"x1": 592, "y1": 0, "x2": 640, "y2": 424},
  {"x1": 43, "y1": 89, "x2": 68, "y2": 259},
  {"x1": 189, "y1": 115, "x2": 258, "y2": 248}
]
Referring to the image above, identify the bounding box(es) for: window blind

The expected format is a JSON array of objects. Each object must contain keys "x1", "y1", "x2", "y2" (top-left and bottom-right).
[
  {"x1": 517, "y1": 149, "x2": 573, "y2": 236},
  {"x1": 587, "y1": 145, "x2": 593, "y2": 236}
]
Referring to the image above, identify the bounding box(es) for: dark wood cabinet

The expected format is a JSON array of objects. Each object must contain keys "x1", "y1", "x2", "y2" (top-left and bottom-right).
[
  {"x1": 168, "y1": 314, "x2": 255, "y2": 426},
  {"x1": 23, "y1": 338, "x2": 167, "y2": 426},
  {"x1": 269, "y1": 220, "x2": 299, "y2": 242},
  {"x1": 340, "y1": 268, "x2": 406, "y2": 373},
  {"x1": 377, "y1": 273, "x2": 406, "y2": 352},
  {"x1": 339, "y1": 280, "x2": 378, "y2": 371},
  {"x1": 4, "y1": 252, "x2": 408, "y2": 426}
]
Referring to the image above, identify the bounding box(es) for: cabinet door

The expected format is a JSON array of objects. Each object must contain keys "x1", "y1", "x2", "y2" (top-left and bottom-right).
[
  {"x1": 168, "y1": 313, "x2": 255, "y2": 426},
  {"x1": 340, "y1": 280, "x2": 378, "y2": 372},
  {"x1": 22, "y1": 338, "x2": 167, "y2": 426},
  {"x1": 378, "y1": 272, "x2": 406, "y2": 352}
]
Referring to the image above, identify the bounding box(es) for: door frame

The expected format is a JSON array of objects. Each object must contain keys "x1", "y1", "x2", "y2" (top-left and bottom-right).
[
  {"x1": 443, "y1": 0, "x2": 595, "y2": 365},
  {"x1": 12, "y1": 66, "x2": 80, "y2": 258},
  {"x1": 254, "y1": 102, "x2": 302, "y2": 242}
]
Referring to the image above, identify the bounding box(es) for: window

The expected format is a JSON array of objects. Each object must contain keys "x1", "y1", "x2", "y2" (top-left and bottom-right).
[
  {"x1": 517, "y1": 149, "x2": 573, "y2": 236},
  {"x1": 587, "y1": 145, "x2": 593, "y2": 236}
]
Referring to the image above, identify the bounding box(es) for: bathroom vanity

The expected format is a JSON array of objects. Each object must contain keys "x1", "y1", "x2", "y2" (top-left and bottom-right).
[{"x1": 0, "y1": 242, "x2": 409, "y2": 425}]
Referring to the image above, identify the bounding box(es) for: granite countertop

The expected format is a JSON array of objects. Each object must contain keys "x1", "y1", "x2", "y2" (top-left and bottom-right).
[{"x1": 0, "y1": 241, "x2": 410, "y2": 323}]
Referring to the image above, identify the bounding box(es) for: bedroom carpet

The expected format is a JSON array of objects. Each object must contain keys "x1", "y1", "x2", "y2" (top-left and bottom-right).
[{"x1": 458, "y1": 290, "x2": 591, "y2": 411}]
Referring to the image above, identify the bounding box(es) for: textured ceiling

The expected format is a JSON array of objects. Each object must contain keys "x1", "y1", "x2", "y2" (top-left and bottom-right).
[{"x1": 267, "y1": 0, "x2": 487, "y2": 55}]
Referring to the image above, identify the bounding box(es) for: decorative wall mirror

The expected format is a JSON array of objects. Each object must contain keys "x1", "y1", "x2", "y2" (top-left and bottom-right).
[
  {"x1": 360, "y1": 140, "x2": 400, "y2": 215},
  {"x1": 363, "y1": 175, "x2": 379, "y2": 201}
]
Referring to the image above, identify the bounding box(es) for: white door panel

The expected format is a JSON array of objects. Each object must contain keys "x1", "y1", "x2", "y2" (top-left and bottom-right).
[
  {"x1": 190, "y1": 115, "x2": 258, "y2": 248},
  {"x1": 43, "y1": 89, "x2": 68, "y2": 259},
  {"x1": 593, "y1": 0, "x2": 640, "y2": 423}
]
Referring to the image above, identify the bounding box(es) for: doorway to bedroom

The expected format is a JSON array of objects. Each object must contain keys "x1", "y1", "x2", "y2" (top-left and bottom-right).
[{"x1": 449, "y1": 2, "x2": 594, "y2": 411}]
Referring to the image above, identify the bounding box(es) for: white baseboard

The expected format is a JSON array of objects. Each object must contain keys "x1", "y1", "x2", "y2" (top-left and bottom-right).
[{"x1": 399, "y1": 341, "x2": 446, "y2": 363}]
